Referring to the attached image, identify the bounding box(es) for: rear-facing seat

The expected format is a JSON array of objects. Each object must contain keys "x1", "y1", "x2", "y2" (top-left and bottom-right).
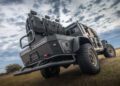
[
  {"x1": 27, "y1": 15, "x2": 65, "y2": 44},
  {"x1": 42, "y1": 18, "x2": 65, "y2": 35}
]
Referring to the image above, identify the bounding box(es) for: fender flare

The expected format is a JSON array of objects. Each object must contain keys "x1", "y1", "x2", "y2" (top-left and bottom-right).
[{"x1": 72, "y1": 36, "x2": 93, "y2": 52}]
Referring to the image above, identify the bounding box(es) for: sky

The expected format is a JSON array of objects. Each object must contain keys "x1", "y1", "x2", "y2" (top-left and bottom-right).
[{"x1": 0, "y1": 0, "x2": 120, "y2": 73}]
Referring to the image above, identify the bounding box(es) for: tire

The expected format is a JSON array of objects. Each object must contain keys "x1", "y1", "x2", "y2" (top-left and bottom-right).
[
  {"x1": 40, "y1": 67, "x2": 60, "y2": 79},
  {"x1": 103, "y1": 44, "x2": 116, "y2": 58},
  {"x1": 76, "y1": 43, "x2": 100, "y2": 74}
]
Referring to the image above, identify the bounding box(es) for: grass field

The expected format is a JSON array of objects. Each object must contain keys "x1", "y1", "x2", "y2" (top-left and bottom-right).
[{"x1": 0, "y1": 49, "x2": 120, "y2": 86}]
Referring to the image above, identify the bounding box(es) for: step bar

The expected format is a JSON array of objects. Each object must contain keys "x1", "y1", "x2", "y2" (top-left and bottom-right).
[{"x1": 14, "y1": 54, "x2": 76, "y2": 76}]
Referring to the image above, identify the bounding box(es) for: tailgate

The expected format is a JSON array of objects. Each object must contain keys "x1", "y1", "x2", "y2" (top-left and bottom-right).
[
  {"x1": 20, "y1": 34, "x2": 74, "y2": 66},
  {"x1": 20, "y1": 35, "x2": 63, "y2": 66}
]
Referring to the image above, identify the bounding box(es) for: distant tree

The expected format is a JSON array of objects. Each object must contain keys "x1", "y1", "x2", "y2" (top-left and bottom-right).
[
  {"x1": 6, "y1": 64, "x2": 22, "y2": 73},
  {"x1": 0, "y1": 72, "x2": 6, "y2": 76}
]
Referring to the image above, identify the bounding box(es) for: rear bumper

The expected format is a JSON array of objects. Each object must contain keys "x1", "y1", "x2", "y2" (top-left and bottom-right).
[{"x1": 14, "y1": 54, "x2": 76, "y2": 76}]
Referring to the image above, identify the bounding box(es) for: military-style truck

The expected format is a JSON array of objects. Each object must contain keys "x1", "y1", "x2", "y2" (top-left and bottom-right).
[{"x1": 14, "y1": 11, "x2": 116, "y2": 78}]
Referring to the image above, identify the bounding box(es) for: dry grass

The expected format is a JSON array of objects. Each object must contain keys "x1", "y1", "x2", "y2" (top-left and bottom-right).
[{"x1": 0, "y1": 49, "x2": 120, "y2": 86}]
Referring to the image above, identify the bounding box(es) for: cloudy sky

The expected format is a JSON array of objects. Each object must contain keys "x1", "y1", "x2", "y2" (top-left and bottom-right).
[{"x1": 0, "y1": 0, "x2": 120, "y2": 73}]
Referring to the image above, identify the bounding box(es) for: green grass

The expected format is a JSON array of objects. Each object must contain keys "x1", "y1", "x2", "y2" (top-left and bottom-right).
[{"x1": 0, "y1": 49, "x2": 120, "y2": 86}]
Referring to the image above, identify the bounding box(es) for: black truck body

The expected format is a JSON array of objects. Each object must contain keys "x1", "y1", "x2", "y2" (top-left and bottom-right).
[{"x1": 14, "y1": 11, "x2": 116, "y2": 78}]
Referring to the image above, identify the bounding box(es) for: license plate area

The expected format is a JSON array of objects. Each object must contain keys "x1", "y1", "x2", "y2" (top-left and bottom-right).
[{"x1": 29, "y1": 51, "x2": 40, "y2": 62}]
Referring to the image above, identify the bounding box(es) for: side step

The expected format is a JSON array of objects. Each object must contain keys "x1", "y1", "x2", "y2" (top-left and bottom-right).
[{"x1": 14, "y1": 54, "x2": 76, "y2": 76}]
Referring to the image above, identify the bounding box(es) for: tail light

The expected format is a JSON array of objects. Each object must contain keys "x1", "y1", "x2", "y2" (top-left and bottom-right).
[{"x1": 44, "y1": 54, "x2": 49, "y2": 58}]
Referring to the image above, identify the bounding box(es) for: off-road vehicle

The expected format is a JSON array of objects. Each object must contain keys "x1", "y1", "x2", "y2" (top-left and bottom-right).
[{"x1": 15, "y1": 11, "x2": 116, "y2": 78}]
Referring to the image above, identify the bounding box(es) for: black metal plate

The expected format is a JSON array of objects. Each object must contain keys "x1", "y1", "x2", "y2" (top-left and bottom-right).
[{"x1": 29, "y1": 51, "x2": 40, "y2": 62}]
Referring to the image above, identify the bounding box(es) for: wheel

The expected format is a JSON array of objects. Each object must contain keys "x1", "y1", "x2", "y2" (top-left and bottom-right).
[
  {"x1": 40, "y1": 67, "x2": 60, "y2": 79},
  {"x1": 103, "y1": 44, "x2": 116, "y2": 58},
  {"x1": 76, "y1": 43, "x2": 100, "y2": 74}
]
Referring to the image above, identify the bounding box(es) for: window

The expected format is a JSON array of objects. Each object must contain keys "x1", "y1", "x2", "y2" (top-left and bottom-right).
[
  {"x1": 66, "y1": 30, "x2": 71, "y2": 35},
  {"x1": 71, "y1": 26, "x2": 79, "y2": 34},
  {"x1": 66, "y1": 26, "x2": 81, "y2": 36}
]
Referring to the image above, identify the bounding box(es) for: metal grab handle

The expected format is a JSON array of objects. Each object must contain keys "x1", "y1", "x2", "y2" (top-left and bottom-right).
[{"x1": 20, "y1": 30, "x2": 35, "y2": 49}]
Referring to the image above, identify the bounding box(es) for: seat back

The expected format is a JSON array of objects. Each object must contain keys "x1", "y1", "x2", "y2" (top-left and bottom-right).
[{"x1": 32, "y1": 16, "x2": 45, "y2": 34}]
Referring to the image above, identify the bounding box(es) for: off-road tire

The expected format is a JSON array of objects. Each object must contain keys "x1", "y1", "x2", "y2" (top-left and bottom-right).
[
  {"x1": 103, "y1": 44, "x2": 116, "y2": 58},
  {"x1": 76, "y1": 43, "x2": 100, "y2": 74},
  {"x1": 40, "y1": 67, "x2": 60, "y2": 78}
]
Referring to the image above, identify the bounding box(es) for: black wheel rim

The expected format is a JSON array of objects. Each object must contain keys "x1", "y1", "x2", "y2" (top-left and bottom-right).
[{"x1": 107, "y1": 46, "x2": 115, "y2": 56}]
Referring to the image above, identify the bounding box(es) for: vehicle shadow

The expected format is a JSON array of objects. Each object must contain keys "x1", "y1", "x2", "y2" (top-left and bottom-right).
[
  {"x1": 36, "y1": 58, "x2": 106, "y2": 86},
  {"x1": 37, "y1": 66, "x2": 84, "y2": 86}
]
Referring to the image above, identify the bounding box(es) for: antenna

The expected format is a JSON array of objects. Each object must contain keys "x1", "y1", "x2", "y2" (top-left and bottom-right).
[
  {"x1": 30, "y1": 10, "x2": 37, "y2": 15},
  {"x1": 45, "y1": 15, "x2": 50, "y2": 19},
  {"x1": 55, "y1": 19, "x2": 60, "y2": 22}
]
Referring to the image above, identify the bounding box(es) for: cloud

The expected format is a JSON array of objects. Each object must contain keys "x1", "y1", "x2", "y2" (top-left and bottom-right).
[
  {"x1": 0, "y1": 13, "x2": 5, "y2": 17},
  {"x1": 0, "y1": 18, "x2": 3, "y2": 23},
  {"x1": 36, "y1": 0, "x2": 44, "y2": 4},
  {"x1": 62, "y1": 6, "x2": 70, "y2": 14},
  {"x1": 79, "y1": 16, "x2": 84, "y2": 21},
  {"x1": 7, "y1": 17, "x2": 16, "y2": 23},
  {"x1": 100, "y1": 26, "x2": 120, "y2": 39},
  {"x1": 33, "y1": 3, "x2": 39, "y2": 9},
  {"x1": 66, "y1": 18, "x2": 72, "y2": 23},
  {"x1": 94, "y1": 14, "x2": 104, "y2": 22},
  {"x1": 110, "y1": 0, "x2": 120, "y2": 7},
  {"x1": 74, "y1": 11, "x2": 81, "y2": 17},
  {"x1": 94, "y1": 0, "x2": 102, "y2": 4},
  {"x1": 46, "y1": 0, "x2": 60, "y2": 17},
  {"x1": 79, "y1": 4, "x2": 86, "y2": 9},
  {"x1": 0, "y1": 0, "x2": 23, "y2": 5},
  {"x1": 0, "y1": 13, "x2": 5, "y2": 24},
  {"x1": 100, "y1": 26, "x2": 120, "y2": 48},
  {"x1": 115, "y1": 10, "x2": 120, "y2": 17},
  {"x1": 15, "y1": 21, "x2": 25, "y2": 26},
  {"x1": 0, "y1": 43, "x2": 20, "y2": 63}
]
